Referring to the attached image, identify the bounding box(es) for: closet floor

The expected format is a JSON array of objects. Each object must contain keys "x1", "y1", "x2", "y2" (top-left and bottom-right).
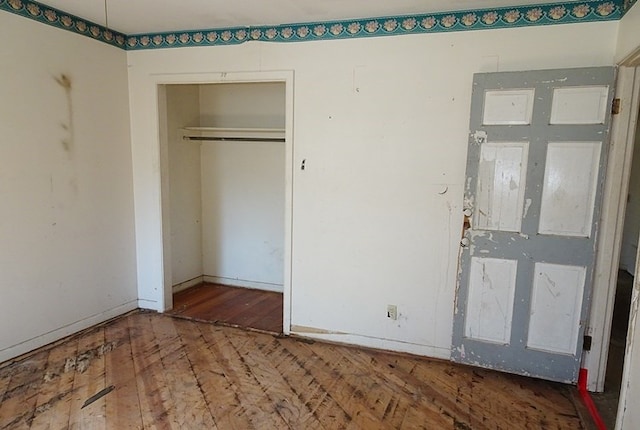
[
  {"x1": 592, "y1": 270, "x2": 634, "y2": 429},
  {"x1": 168, "y1": 283, "x2": 283, "y2": 334}
]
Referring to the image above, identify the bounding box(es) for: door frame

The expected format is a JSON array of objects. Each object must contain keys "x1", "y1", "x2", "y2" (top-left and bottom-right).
[
  {"x1": 143, "y1": 70, "x2": 294, "y2": 334},
  {"x1": 587, "y1": 49, "x2": 640, "y2": 392}
]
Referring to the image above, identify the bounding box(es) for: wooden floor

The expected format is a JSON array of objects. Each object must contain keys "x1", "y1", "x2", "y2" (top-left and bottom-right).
[
  {"x1": 168, "y1": 283, "x2": 283, "y2": 333},
  {"x1": 592, "y1": 270, "x2": 634, "y2": 429},
  {"x1": 0, "y1": 311, "x2": 585, "y2": 429}
]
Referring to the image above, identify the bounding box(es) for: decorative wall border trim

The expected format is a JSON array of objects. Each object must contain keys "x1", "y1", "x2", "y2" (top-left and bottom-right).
[
  {"x1": 124, "y1": 1, "x2": 622, "y2": 50},
  {"x1": 623, "y1": 0, "x2": 638, "y2": 12},
  {"x1": 0, "y1": 0, "x2": 631, "y2": 51},
  {"x1": 0, "y1": 0, "x2": 126, "y2": 48}
]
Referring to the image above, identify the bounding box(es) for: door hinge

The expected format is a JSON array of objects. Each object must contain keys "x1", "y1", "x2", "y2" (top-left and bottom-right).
[
  {"x1": 612, "y1": 98, "x2": 621, "y2": 115},
  {"x1": 583, "y1": 335, "x2": 592, "y2": 351}
]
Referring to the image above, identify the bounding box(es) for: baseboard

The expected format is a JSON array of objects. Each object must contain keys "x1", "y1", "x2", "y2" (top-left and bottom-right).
[
  {"x1": 172, "y1": 276, "x2": 204, "y2": 293},
  {"x1": 137, "y1": 298, "x2": 161, "y2": 311},
  {"x1": 0, "y1": 300, "x2": 138, "y2": 364},
  {"x1": 289, "y1": 326, "x2": 451, "y2": 360},
  {"x1": 203, "y1": 275, "x2": 284, "y2": 293}
]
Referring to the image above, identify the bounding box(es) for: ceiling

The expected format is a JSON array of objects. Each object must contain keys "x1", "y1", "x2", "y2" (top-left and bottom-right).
[{"x1": 39, "y1": 0, "x2": 586, "y2": 35}]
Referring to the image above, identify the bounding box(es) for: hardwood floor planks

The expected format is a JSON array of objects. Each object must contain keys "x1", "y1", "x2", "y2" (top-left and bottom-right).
[
  {"x1": 0, "y1": 311, "x2": 585, "y2": 430},
  {"x1": 175, "y1": 320, "x2": 254, "y2": 429},
  {"x1": 225, "y1": 329, "x2": 325, "y2": 429},
  {"x1": 169, "y1": 283, "x2": 283, "y2": 333},
  {"x1": 67, "y1": 327, "x2": 108, "y2": 429},
  {"x1": 29, "y1": 335, "x2": 80, "y2": 429},
  {"x1": 263, "y1": 336, "x2": 351, "y2": 428},
  {"x1": 199, "y1": 325, "x2": 290, "y2": 429},
  {"x1": 128, "y1": 313, "x2": 175, "y2": 429},
  {"x1": 104, "y1": 317, "x2": 144, "y2": 429},
  {"x1": 279, "y1": 339, "x2": 387, "y2": 429},
  {"x1": 0, "y1": 350, "x2": 49, "y2": 428},
  {"x1": 151, "y1": 317, "x2": 218, "y2": 429}
]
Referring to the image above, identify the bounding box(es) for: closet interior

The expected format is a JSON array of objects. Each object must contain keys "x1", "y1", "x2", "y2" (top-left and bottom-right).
[{"x1": 159, "y1": 82, "x2": 286, "y2": 333}]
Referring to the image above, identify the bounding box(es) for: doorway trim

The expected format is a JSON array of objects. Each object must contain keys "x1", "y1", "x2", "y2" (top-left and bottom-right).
[
  {"x1": 587, "y1": 52, "x2": 640, "y2": 391},
  {"x1": 139, "y1": 70, "x2": 294, "y2": 335}
]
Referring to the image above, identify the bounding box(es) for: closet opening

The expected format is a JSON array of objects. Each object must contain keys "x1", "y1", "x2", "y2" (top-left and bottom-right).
[
  {"x1": 593, "y1": 96, "x2": 640, "y2": 428},
  {"x1": 157, "y1": 81, "x2": 288, "y2": 334}
]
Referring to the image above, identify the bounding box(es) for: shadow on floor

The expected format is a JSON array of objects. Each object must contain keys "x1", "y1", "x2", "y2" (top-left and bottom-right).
[{"x1": 592, "y1": 270, "x2": 633, "y2": 429}]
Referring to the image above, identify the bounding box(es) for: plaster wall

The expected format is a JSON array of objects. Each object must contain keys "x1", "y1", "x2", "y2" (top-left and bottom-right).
[
  {"x1": 127, "y1": 22, "x2": 618, "y2": 356},
  {"x1": 0, "y1": 12, "x2": 137, "y2": 362}
]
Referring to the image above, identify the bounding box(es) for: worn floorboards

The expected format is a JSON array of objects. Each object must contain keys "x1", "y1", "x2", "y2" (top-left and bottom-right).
[
  {"x1": 168, "y1": 283, "x2": 283, "y2": 334},
  {"x1": 0, "y1": 311, "x2": 585, "y2": 429}
]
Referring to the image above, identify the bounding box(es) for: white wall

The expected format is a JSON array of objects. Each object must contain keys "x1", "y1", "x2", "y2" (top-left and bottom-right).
[
  {"x1": 616, "y1": 3, "x2": 640, "y2": 63},
  {"x1": 200, "y1": 83, "x2": 286, "y2": 289},
  {"x1": 619, "y1": 109, "x2": 640, "y2": 273},
  {"x1": 163, "y1": 85, "x2": 203, "y2": 287},
  {"x1": 127, "y1": 22, "x2": 618, "y2": 357},
  {"x1": 0, "y1": 12, "x2": 137, "y2": 362},
  {"x1": 201, "y1": 141, "x2": 285, "y2": 288},
  {"x1": 200, "y1": 82, "x2": 285, "y2": 128}
]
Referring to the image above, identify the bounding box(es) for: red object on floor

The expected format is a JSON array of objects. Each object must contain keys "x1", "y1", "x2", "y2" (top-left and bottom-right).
[{"x1": 578, "y1": 368, "x2": 608, "y2": 430}]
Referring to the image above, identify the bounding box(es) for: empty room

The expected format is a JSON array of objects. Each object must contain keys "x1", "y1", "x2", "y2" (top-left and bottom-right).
[{"x1": 2, "y1": 0, "x2": 640, "y2": 428}]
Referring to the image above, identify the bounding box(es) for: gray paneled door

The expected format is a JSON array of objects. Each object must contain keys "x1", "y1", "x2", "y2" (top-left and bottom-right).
[{"x1": 452, "y1": 67, "x2": 616, "y2": 383}]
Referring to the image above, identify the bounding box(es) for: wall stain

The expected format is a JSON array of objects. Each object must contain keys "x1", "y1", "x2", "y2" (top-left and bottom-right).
[{"x1": 53, "y1": 74, "x2": 74, "y2": 153}]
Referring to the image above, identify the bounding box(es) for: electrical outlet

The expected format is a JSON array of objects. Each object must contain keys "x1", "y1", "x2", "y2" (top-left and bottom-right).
[{"x1": 386, "y1": 305, "x2": 398, "y2": 320}]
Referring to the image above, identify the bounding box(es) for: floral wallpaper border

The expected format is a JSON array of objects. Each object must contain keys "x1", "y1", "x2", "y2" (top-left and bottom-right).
[
  {"x1": 123, "y1": 1, "x2": 623, "y2": 50},
  {"x1": 0, "y1": 0, "x2": 632, "y2": 51},
  {"x1": 0, "y1": 0, "x2": 126, "y2": 48}
]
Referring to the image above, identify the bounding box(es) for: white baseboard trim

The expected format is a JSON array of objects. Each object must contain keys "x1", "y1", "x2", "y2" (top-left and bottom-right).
[
  {"x1": 0, "y1": 300, "x2": 139, "y2": 364},
  {"x1": 172, "y1": 276, "x2": 204, "y2": 293},
  {"x1": 203, "y1": 275, "x2": 284, "y2": 293},
  {"x1": 138, "y1": 298, "x2": 161, "y2": 312},
  {"x1": 289, "y1": 327, "x2": 451, "y2": 361}
]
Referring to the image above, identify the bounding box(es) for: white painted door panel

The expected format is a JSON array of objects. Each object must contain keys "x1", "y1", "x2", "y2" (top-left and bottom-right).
[
  {"x1": 452, "y1": 67, "x2": 615, "y2": 383},
  {"x1": 483, "y1": 89, "x2": 536, "y2": 126},
  {"x1": 550, "y1": 86, "x2": 610, "y2": 125},
  {"x1": 476, "y1": 142, "x2": 529, "y2": 232},
  {"x1": 465, "y1": 257, "x2": 517, "y2": 344},
  {"x1": 527, "y1": 263, "x2": 587, "y2": 355},
  {"x1": 539, "y1": 142, "x2": 602, "y2": 237}
]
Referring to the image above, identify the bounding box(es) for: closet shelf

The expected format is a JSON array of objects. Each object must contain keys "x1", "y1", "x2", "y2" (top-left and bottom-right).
[{"x1": 181, "y1": 127, "x2": 285, "y2": 143}]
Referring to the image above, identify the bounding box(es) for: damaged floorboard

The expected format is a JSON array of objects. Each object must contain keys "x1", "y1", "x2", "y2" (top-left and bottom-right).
[{"x1": 0, "y1": 311, "x2": 585, "y2": 429}]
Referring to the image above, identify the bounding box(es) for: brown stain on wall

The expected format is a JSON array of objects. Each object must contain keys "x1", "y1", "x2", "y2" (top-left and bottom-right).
[{"x1": 53, "y1": 74, "x2": 74, "y2": 153}]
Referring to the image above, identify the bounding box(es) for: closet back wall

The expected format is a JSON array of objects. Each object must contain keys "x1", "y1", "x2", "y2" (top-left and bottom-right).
[
  {"x1": 200, "y1": 83, "x2": 286, "y2": 291},
  {"x1": 200, "y1": 83, "x2": 285, "y2": 128}
]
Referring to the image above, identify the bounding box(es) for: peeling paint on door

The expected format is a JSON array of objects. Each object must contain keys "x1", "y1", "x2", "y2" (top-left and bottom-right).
[
  {"x1": 452, "y1": 67, "x2": 615, "y2": 383},
  {"x1": 471, "y1": 130, "x2": 488, "y2": 144}
]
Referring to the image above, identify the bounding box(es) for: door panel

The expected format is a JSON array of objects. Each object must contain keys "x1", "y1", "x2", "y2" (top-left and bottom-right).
[
  {"x1": 527, "y1": 262, "x2": 586, "y2": 355},
  {"x1": 476, "y1": 142, "x2": 529, "y2": 232},
  {"x1": 550, "y1": 86, "x2": 610, "y2": 125},
  {"x1": 539, "y1": 142, "x2": 602, "y2": 237},
  {"x1": 452, "y1": 67, "x2": 615, "y2": 383},
  {"x1": 465, "y1": 257, "x2": 518, "y2": 344},
  {"x1": 483, "y1": 89, "x2": 536, "y2": 125}
]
